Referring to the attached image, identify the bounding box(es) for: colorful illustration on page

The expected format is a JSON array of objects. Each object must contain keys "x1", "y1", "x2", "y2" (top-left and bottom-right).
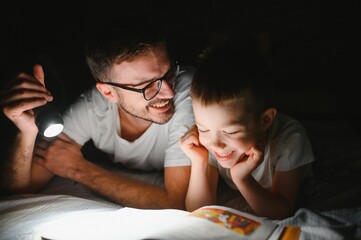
[{"x1": 189, "y1": 208, "x2": 261, "y2": 235}]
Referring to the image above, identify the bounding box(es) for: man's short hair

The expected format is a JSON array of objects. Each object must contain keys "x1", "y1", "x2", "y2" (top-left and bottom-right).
[{"x1": 85, "y1": 22, "x2": 167, "y2": 82}]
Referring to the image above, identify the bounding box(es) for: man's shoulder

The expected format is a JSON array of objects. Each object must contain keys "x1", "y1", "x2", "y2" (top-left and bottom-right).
[
  {"x1": 176, "y1": 66, "x2": 195, "y2": 92},
  {"x1": 179, "y1": 66, "x2": 196, "y2": 82},
  {"x1": 67, "y1": 86, "x2": 111, "y2": 114},
  {"x1": 80, "y1": 86, "x2": 104, "y2": 101},
  {"x1": 180, "y1": 65, "x2": 196, "y2": 76}
]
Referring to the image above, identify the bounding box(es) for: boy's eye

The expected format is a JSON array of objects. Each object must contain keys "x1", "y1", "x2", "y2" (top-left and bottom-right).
[
  {"x1": 222, "y1": 130, "x2": 241, "y2": 135},
  {"x1": 198, "y1": 129, "x2": 209, "y2": 133}
]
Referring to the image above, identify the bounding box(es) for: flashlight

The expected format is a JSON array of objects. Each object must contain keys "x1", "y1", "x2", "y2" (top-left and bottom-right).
[{"x1": 35, "y1": 104, "x2": 64, "y2": 138}]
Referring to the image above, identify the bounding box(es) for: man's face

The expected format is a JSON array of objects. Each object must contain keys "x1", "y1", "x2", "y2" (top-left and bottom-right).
[
  {"x1": 193, "y1": 98, "x2": 263, "y2": 169},
  {"x1": 108, "y1": 46, "x2": 175, "y2": 124}
]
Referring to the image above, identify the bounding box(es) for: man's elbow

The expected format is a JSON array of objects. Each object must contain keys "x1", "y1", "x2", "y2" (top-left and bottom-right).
[
  {"x1": 6, "y1": 185, "x2": 38, "y2": 195},
  {"x1": 164, "y1": 192, "x2": 187, "y2": 210},
  {"x1": 168, "y1": 198, "x2": 186, "y2": 210},
  {"x1": 4, "y1": 180, "x2": 47, "y2": 196}
]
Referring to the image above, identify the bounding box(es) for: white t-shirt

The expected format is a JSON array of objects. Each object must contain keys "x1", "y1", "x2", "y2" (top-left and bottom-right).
[
  {"x1": 62, "y1": 66, "x2": 195, "y2": 171},
  {"x1": 209, "y1": 112, "x2": 315, "y2": 190}
]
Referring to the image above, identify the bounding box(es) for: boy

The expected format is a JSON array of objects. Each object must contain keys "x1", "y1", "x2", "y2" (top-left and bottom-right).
[{"x1": 179, "y1": 40, "x2": 315, "y2": 219}]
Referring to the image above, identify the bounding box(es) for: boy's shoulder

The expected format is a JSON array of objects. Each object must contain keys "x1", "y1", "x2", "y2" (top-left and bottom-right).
[
  {"x1": 270, "y1": 112, "x2": 308, "y2": 141},
  {"x1": 274, "y1": 112, "x2": 305, "y2": 129}
]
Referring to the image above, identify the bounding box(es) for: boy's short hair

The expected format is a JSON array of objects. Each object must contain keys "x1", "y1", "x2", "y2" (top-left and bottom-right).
[
  {"x1": 84, "y1": 22, "x2": 167, "y2": 82},
  {"x1": 191, "y1": 39, "x2": 274, "y2": 117}
]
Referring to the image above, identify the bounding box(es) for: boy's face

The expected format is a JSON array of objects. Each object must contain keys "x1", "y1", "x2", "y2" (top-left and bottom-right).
[{"x1": 193, "y1": 98, "x2": 264, "y2": 169}]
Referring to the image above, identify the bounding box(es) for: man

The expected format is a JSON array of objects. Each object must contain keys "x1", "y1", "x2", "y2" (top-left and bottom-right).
[{"x1": 0, "y1": 23, "x2": 194, "y2": 209}]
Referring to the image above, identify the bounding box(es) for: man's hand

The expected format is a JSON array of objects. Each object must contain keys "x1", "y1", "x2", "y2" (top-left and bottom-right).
[
  {"x1": 0, "y1": 64, "x2": 53, "y2": 135},
  {"x1": 34, "y1": 133, "x2": 84, "y2": 180}
]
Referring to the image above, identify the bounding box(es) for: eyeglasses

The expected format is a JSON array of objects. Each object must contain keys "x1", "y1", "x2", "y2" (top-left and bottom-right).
[{"x1": 102, "y1": 62, "x2": 179, "y2": 101}]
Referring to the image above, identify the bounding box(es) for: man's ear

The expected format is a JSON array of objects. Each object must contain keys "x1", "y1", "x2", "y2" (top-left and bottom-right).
[
  {"x1": 96, "y1": 82, "x2": 118, "y2": 103},
  {"x1": 261, "y1": 108, "x2": 277, "y2": 131}
]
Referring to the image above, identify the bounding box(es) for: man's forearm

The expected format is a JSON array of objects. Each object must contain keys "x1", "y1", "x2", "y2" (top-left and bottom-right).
[
  {"x1": 3, "y1": 132, "x2": 36, "y2": 193},
  {"x1": 70, "y1": 161, "x2": 184, "y2": 209}
]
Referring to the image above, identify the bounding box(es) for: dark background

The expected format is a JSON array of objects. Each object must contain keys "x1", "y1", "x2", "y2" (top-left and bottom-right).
[{"x1": 1, "y1": 0, "x2": 360, "y2": 116}]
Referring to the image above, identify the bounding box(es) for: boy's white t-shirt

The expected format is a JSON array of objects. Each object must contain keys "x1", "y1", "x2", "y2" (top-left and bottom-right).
[
  {"x1": 62, "y1": 66, "x2": 195, "y2": 171},
  {"x1": 209, "y1": 112, "x2": 315, "y2": 190}
]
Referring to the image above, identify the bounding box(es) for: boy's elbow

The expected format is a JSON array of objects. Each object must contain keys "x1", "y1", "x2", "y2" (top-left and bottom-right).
[
  {"x1": 271, "y1": 204, "x2": 295, "y2": 220},
  {"x1": 185, "y1": 198, "x2": 216, "y2": 212}
]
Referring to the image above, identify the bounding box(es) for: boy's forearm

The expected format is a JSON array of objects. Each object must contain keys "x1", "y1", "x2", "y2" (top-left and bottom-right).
[
  {"x1": 235, "y1": 176, "x2": 293, "y2": 219},
  {"x1": 185, "y1": 162, "x2": 215, "y2": 211}
]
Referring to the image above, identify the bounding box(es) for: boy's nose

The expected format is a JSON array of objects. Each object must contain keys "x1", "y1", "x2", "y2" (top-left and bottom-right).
[{"x1": 207, "y1": 133, "x2": 226, "y2": 150}]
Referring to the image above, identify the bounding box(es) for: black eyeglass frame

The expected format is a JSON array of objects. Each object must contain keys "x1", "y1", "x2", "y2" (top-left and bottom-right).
[{"x1": 101, "y1": 62, "x2": 179, "y2": 101}]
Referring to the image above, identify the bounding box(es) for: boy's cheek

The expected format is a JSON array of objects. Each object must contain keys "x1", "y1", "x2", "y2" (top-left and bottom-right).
[{"x1": 198, "y1": 137, "x2": 208, "y2": 148}]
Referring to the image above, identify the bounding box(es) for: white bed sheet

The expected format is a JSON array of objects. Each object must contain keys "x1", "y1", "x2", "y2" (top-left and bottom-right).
[
  {"x1": 1, "y1": 193, "x2": 360, "y2": 240},
  {"x1": 0, "y1": 194, "x2": 121, "y2": 240}
]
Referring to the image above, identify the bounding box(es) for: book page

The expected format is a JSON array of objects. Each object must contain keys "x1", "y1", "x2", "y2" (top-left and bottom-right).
[
  {"x1": 188, "y1": 205, "x2": 281, "y2": 239},
  {"x1": 147, "y1": 205, "x2": 281, "y2": 240}
]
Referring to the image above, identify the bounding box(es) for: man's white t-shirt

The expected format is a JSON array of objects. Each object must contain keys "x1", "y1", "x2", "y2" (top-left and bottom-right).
[
  {"x1": 62, "y1": 66, "x2": 195, "y2": 171},
  {"x1": 210, "y1": 112, "x2": 315, "y2": 190}
]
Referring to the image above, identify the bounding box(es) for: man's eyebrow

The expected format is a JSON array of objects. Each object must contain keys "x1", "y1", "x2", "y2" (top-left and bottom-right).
[
  {"x1": 129, "y1": 78, "x2": 156, "y2": 87},
  {"x1": 121, "y1": 63, "x2": 173, "y2": 86},
  {"x1": 114, "y1": 76, "x2": 156, "y2": 87}
]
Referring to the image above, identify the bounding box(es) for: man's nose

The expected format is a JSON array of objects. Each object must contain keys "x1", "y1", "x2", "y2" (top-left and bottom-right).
[{"x1": 157, "y1": 80, "x2": 175, "y2": 99}]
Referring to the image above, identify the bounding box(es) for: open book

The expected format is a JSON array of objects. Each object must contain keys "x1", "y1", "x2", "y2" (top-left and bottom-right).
[{"x1": 35, "y1": 205, "x2": 300, "y2": 240}]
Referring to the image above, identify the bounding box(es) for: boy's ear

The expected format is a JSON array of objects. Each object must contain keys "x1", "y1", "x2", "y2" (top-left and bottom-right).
[
  {"x1": 261, "y1": 108, "x2": 277, "y2": 131},
  {"x1": 96, "y1": 82, "x2": 118, "y2": 103}
]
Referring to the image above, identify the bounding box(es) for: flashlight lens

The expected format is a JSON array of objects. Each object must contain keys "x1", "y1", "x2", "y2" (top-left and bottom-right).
[
  {"x1": 44, "y1": 123, "x2": 64, "y2": 138},
  {"x1": 35, "y1": 104, "x2": 64, "y2": 137}
]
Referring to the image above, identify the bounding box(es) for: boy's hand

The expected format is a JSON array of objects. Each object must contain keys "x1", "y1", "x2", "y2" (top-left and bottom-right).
[
  {"x1": 230, "y1": 142, "x2": 264, "y2": 182},
  {"x1": 179, "y1": 125, "x2": 209, "y2": 165}
]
